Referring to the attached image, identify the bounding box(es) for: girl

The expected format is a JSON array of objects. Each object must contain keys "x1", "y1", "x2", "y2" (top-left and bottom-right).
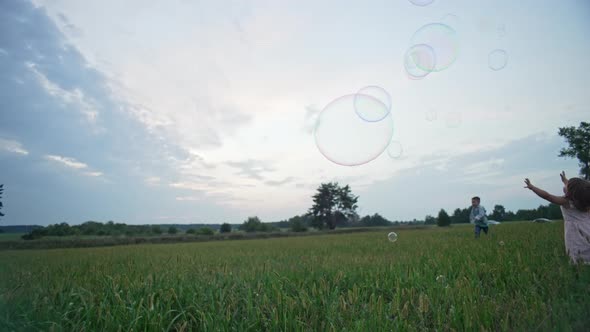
[{"x1": 524, "y1": 172, "x2": 590, "y2": 264}]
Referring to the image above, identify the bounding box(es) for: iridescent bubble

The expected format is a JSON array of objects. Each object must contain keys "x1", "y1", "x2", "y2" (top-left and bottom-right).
[
  {"x1": 354, "y1": 86, "x2": 391, "y2": 122},
  {"x1": 404, "y1": 44, "x2": 436, "y2": 80},
  {"x1": 388, "y1": 232, "x2": 398, "y2": 242},
  {"x1": 408, "y1": 0, "x2": 434, "y2": 6},
  {"x1": 411, "y1": 23, "x2": 459, "y2": 72},
  {"x1": 314, "y1": 94, "x2": 394, "y2": 166},
  {"x1": 387, "y1": 140, "x2": 403, "y2": 159},
  {"x1": 488, "y1": 49, "x2": 508, "y2": 71}
]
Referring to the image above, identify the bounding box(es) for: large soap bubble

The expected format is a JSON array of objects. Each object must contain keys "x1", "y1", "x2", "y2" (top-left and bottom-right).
[{"x1": 314, "y1": 94, "x2": 394, "y2": 166}]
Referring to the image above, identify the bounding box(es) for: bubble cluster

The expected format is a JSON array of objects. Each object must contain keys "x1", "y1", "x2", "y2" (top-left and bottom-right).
[
  {"x1": 488, "y1": 49, "x2": 508, "y2": 71},
  {"x1": 410, "y1": 23, "x2": 459, "y2": 73},
  {"x1": 354, "y1": 86, "x2": 391, "y2": 122},
  {"x1": 314, "y1": 94, "x2": 394, "y2": 166},
  {"x1": 388, "y1": 232, "x2": 398, "y2": 242},
  {"x1": 404, "y1": 44, "x2": 437, "y2": 80}
]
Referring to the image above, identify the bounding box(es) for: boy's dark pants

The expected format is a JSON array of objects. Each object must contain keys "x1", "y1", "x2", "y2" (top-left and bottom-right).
[{"x1": 475, "y1": 225, "x2": 489, "y2": 238}]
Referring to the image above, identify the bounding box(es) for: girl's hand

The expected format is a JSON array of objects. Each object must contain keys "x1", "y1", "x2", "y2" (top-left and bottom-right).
[
  {"x1": 560, "y1": 171, "x2": 568, "y2": 185},
  {"x1": 524, "y1": 178, "x2": 534, "y2": 189}
]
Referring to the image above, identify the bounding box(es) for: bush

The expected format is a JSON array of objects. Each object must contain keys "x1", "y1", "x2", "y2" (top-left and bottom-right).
[
  {"x1": 220, "y1": 223, "x2": 232, "y2": 233},
  {"x1": 290, "y1": 219, "x2": 308, "y2": 232},
  {"x1": 151, "y1": 225, "x2": 162, "y2": 235},
  {"x1": 197, "y1": 227, "x2": 215, "y2": 236},
  {"x1": 186, "y1": 228, "x2": 196, "y2": 235},
  {"x1": 167, "y1": 226, "x2": 178, "y2": 234}
]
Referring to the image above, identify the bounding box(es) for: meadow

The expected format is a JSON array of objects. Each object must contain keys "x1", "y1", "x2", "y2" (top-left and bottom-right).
[{"x1": 1, "y1": 222, "x2": 589, "y2": 331}]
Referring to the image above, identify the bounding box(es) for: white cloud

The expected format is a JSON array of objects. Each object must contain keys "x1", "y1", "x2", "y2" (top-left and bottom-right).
[
  {"x1": 27, "y1": 62, "x2": 99, "y2": 123},
  {"x1": 0, "y1": 138, "x2": 29, "y2": 155},
  {"x1": 45, "y1": 154, "x2": 88, "y2": 169},
  {"x1": 45, "y1": 154, "x2": 103, "y2": 177},
  {"x1": 144, "y1": 176, "x2": 161, "y2": 186},
  {"x1": 84, "y1": 171, "x2": 103, "y2": 177}
]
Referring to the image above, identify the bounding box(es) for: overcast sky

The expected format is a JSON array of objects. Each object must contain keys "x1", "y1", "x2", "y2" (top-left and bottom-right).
[{"x1": 1, "y1": 0, "x2": 588, "y2": 225}]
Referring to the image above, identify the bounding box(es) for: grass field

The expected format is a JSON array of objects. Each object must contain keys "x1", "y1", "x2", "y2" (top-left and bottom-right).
[{"x1": 1, "y1": 222, "x2": 589, "y2": 331}]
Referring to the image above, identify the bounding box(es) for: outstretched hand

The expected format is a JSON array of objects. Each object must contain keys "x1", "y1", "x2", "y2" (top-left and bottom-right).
[
  {"x1": 524, "y1": 178, "x2": 534, "y2": 189},
  {"x1": 560, "y1": 171, "x2": 568, "y2": 185}
]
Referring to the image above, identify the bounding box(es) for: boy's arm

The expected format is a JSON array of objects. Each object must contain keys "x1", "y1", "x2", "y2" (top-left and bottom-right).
[
  {"x1": 474, "y1": 207, "x2": 486, "y2": 221},
  {"x1": 524, "y1": 178, "x2": 568, "y2": 206}
]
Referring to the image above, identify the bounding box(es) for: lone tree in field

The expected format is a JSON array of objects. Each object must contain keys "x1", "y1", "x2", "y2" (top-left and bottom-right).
[
  {"x1": 0, "y1": 184, "x2": 4, "y2": 220},
  {"x1": 437, "y1": 209, "x2": 451, "y2": 227},
  {"x1": 308, "y1": 182, "x2": 358, "y2": 230},
  {"x1": 558, "y1": 121, "x2": 590, "y2": 180}
]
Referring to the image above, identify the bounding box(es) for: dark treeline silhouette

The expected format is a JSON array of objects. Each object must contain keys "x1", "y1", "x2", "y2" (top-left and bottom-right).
[{"x1": 426, "y1": 203, "x2": 562, "y2": 226}]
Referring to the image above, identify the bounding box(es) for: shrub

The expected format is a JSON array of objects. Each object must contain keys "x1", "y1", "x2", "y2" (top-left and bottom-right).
[
  {"x1": 197, "y1": 227, "x2": 215, "y2": 236},
  {"x1": 220, "y1": 223, "x2": 232, "y2": 233}
]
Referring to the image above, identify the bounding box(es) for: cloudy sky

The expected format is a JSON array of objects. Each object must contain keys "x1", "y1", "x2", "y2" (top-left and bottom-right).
[{"x1": 1, "y1": 0, "x2": 588, "y2": 225}]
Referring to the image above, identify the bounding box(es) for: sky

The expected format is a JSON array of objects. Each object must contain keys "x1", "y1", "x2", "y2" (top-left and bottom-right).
[{"x1": 0, "y1": 0, "x2": 588, "y2": 226}]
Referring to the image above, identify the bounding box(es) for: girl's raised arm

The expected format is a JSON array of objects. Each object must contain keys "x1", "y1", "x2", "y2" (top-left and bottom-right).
[{"x1": 524, "y1": 178, "x2": 568, "y2": 206}]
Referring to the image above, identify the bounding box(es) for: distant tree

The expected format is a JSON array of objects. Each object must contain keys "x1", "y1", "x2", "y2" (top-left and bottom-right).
[
  {"x1": 437, "y1": 209, "x2": 451, "y2": 227},
  {"x1": 220, "y1": 223, "x2": 232, "y2": 233},
  {"x1": 308, "y1": 182, "x2": 358, "y2": 230},
  {"x1": 424, "y1": 215, "x2": 437, "y2": 225},
  {"x1": 240, "y1": 216, "x2": 262, "y2": 232},
  {"x1": 359, "y1": 213, "x2": 392, "y2": 227},
  {"x1": 186, "y1": 228, "x2": 196, "y2": 235},
  {"x1": 197, "y1": 227, "x2": 215, "y2": 235},
  {"x1": 490, "y1": 205, "x2": 506, "y2": 221},
  {"x1": 0, "y1": 184, "x2": 4, "y2": 220},
  {"x1": 290, "y1": 216, "x2": 308, "y2": 232},
  {"x1": 151, "y1": 225, "x2": 162, "y2": 235},
  {"x1": 558, "y1": 122, "x2": 590, "y2": 179},
  {"x1": 167, "y1": 226, "x2": 178, "y2": 234}
]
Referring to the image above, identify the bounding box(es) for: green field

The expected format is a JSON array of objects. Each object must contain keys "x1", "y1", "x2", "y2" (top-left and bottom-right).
[{"x1": 1, "y1": 222, "x2": 589, "y2": 331}]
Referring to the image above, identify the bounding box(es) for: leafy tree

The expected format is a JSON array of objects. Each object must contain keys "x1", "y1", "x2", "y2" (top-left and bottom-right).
[
  {"x1": 220, "y1": 223, "x2": 232, "y2": 233},
  {"x1": 437, "y1": 209, "x2": 451, "y2": 227},
  {"x1": 186, "y1": 228, "x2": 196, "y2": 235},
  {"x1": 0, "y1": 184, "x2": 4, "y2": 220},
  {"x1": 424, "y1": 215, "x2": 437, "y2": 225},
  {"x1": 558, "y1": 122, "x2": 590, "y2": 179},
  {"x1": 490, "y1": 205, "x2": 506, "y2": 221},
  {"x1": 240, "y1": 216, "x2": 262, "y2": 232},
  {"x1": 167, "y1": 226, "x2": 177, "y2": 234},
  {"x1": 290, "y1": 216, "x2": 308, "y2": 232},
  {"x1": 359, "y1": 213, "x2": 392, "y2": 227},
  {"x1": 308, "y1": 182, "x2": 359, "y2": 229},
  {"x1": 197, "y1": 227, "x2": 215, "y2": 235}
]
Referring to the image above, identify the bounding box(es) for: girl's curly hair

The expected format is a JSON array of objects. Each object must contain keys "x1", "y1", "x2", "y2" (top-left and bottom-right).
[{"x1": 565, "y1": 178, "x2": 590, "y2": 212}]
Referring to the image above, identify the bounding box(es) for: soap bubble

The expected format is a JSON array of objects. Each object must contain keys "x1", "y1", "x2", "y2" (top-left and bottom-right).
[
  {"x1": 388, "y1": 232, "x2": 398, "y2": 242},
  {"x1": 354, "y1": 86, "x2": 392, "y2": 122},
  {"x1": 408, "y1": 0, "x2": 434, "y2": 6},
  {"x1": 488, "y1": 49, "x2": 508, "y2": 71},
  {"x1": 314, "y1": 94, "x2": 394, "y2": 166},
  {"x1": 387, "y1": 140, "x2": 403, "y2": 159},
  {"x1": 404, "y1": 44, "x2": 437, "y2": 79},
  {"x1": 410, "y1": 23, "x2": 459, "y2": 72}
]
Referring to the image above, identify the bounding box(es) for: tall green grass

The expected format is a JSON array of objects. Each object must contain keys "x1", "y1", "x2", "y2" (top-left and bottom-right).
[{"x1": 1, "y1": 222, "x2": 589, "y2": 331}]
